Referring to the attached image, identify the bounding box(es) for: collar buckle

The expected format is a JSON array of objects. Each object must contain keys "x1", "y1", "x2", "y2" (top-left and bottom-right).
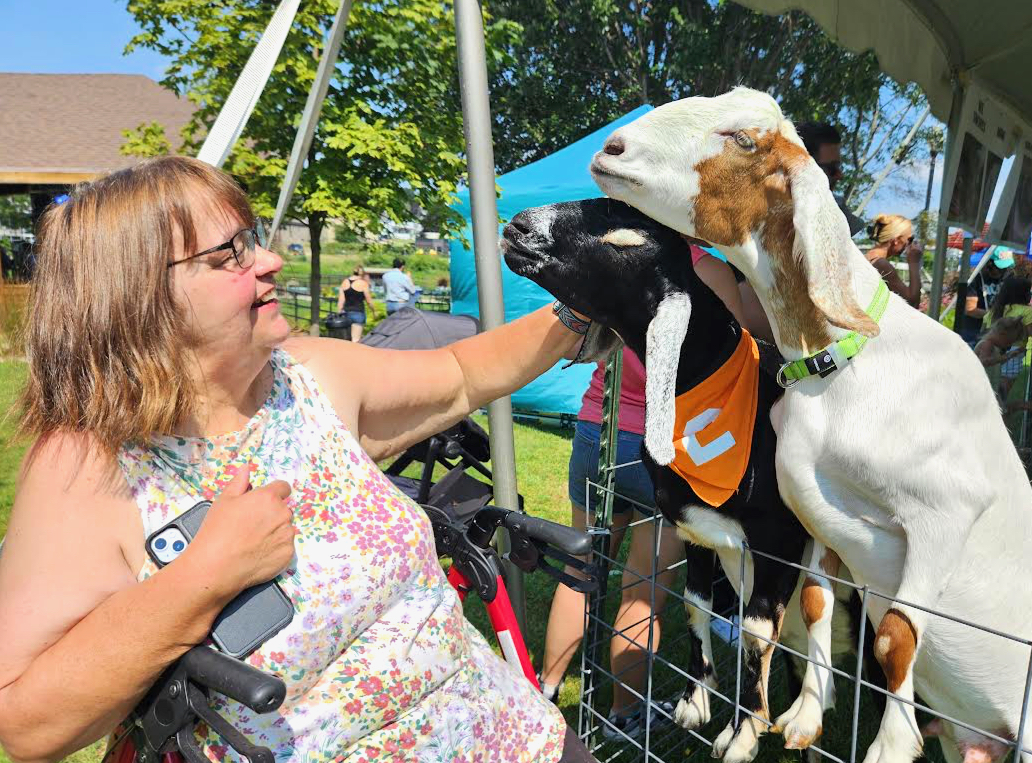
[{"x1": 806, "y1": 350, "x2": 839, "y2": 378}]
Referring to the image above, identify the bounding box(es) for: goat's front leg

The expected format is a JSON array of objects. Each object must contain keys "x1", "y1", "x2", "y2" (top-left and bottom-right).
[
  {"x1": 675, "y1": 541, "x2": 718, "y2": 730},
  {"x1": 775, "y1": 542, "x2": 839, "y2": 750},
  {"x1": 712, "y1": 546, "x2": 803, "y2": 763}
]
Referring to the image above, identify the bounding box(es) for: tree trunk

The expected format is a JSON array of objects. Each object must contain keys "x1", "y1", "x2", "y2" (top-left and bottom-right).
[{"x1": 307, "y1": 212, "x2": 326, "y2": 335}]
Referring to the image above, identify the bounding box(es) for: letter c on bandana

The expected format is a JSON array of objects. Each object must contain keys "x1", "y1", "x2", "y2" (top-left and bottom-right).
[{"x1": 681, "y1": 408, "x2": 736, "y2": 466}]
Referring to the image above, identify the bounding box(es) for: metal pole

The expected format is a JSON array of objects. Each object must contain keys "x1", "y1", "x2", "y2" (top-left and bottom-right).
[
  {"x1": 453, "y1": 0, "x2": 525, "y2": 629},
  {"x1": 953, "y1": 236, "x2": 974, "y2": 337},
  {"x1": 269, "y1": 0, "x2": 355, "y2": 241},
  {"x1": 583, "y1": 349, "x2": 622, "y2": 748},
  {"x1": 929, "y1": 82, "x2": 966, "y2": 321},
  {"x1": 849, "y1": 587, "x2": 870, "y2": 763}
]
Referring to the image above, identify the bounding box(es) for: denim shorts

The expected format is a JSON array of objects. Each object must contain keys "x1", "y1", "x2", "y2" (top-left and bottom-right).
[
  {"x1": 568, "y1": 421, "x2": 656, "y2": 515},
  {"x1": 344, "y1": 310, "x2": 366, "y2": 326}
]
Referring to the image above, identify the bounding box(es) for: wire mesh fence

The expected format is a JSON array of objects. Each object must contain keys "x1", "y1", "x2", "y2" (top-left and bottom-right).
[
  {"x1": 572, "y1": 349, "x2": 1032, "y2": 763},
  {"x1": 573, "y1": 461, "x2": 1032, "y2": 763}
]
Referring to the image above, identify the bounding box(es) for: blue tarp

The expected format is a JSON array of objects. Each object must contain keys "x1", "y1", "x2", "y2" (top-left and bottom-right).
[{"x1": 449, "y1": 105, "x2": 654, "y2": 415}]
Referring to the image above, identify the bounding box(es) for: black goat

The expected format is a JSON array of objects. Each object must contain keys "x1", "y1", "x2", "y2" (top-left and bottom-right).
[{"x1": 502, "y1": 198, "x2": 815, "y2": 762}]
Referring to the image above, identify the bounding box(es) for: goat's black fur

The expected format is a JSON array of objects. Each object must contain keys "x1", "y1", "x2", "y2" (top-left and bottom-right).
[{"x1": 503, "y1": 198, "x2": 811, "y2": 758}]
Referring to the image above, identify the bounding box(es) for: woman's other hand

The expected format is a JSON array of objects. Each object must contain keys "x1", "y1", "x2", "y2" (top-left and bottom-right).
[
  {"x1": 183, "y1": 465, "x2": 295, "y2": 598},
  {"x1": 905, "y1": 242, "x2": 923, "y2": 265}
]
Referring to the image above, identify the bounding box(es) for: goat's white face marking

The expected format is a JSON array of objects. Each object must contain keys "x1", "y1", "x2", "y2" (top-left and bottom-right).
[
  {"x1": 600, "y1": 228, "x2": 646, "y2": 248},
  {"x1": 590, "y1": 88, "x2": 791, "y2": 241}
]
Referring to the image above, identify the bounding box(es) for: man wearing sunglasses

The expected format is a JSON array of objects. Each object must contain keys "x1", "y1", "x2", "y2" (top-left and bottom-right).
[{"x1": 796, "y1": 122, "x2": 866, "y2": 237}]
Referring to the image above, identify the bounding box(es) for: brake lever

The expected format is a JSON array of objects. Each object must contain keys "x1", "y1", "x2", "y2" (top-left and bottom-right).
[
  {"x1": 180, "y1": 683, "x2": 276, "y2": 763},
  {"x1": 534, "y1": 544, "x2": 600, "y2": 594}
]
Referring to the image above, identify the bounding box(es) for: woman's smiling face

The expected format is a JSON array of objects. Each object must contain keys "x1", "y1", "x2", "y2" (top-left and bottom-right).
[{"x1": 170, "y1": 187, "x2": 291, "y2": 363}]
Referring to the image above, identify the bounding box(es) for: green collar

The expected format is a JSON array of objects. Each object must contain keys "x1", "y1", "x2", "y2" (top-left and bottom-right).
[{"x1": 776, "y1": 280, "x2": 890, "y2": 388}]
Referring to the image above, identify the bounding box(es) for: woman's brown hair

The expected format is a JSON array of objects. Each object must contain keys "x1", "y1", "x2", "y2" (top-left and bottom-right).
[{"x1": 20, "y1": 156, "x2": 254, "y2": 453}]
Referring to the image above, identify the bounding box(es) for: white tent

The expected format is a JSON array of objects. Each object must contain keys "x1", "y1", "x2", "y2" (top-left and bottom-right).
[{"x1": 736, "y1": 0, "x2": 1032, "y2": 318}]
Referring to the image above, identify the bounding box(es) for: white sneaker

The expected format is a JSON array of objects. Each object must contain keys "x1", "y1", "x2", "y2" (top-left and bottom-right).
[{"x1": 601, "y1": 699, "x2": 675, "y2": 741}]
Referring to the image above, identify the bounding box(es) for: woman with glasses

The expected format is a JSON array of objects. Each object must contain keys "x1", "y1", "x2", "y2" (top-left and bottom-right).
[
  {"x1": 0, "y1": 157, "x2": 598, "y2": 763},
  {"x1": 865, "y1": 213, "x2": 924, "y2": 308}
]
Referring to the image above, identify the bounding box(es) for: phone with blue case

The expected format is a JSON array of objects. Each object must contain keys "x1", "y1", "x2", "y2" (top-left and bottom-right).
[{"x1": 146, "y1": 500, "x2": 294, "y2": 659}]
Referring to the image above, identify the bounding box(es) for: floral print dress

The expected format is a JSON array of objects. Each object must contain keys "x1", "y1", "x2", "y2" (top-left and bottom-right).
[{"x1": 118, "y1": 349, "x2": 566, "y2": 762}]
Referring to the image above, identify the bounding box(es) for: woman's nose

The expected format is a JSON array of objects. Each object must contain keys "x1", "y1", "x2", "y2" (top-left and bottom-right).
[{"x1": 255, "y1": 245, "x2": 283, "y2": 275}]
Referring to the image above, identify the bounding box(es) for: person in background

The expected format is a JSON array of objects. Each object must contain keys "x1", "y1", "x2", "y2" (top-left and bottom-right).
[
  {"x1": 961, "y1": 246, "x2": 1014, "y2": 345},
  {"x1": 864, "y1": 214, "x2": 923, "y2": 307},
  {"x1": 336, "y1": 265, "x2": 377, "y2": 341},
  {"x1": 795, "y1": 121, "x2": 866, "y2": 237},
  {"x1": 539, "y1": 345, "x2": 682, "y2": 740},
  {"x1": 975, "y1": 316, "x2": 1027, "y2": 401},
  {"x1": 382, "y1": 257, "x2": 418, "y2": 315},
  {"x1": 982, "y1": 275, "x2": 1032, "y2": 386}
]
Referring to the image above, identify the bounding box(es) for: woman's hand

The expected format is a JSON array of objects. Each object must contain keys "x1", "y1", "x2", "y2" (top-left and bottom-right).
[
  {"x1": 183, "y1": 466, "x2": 295, "y2": 598},
  {"x1": 905, "y1": 243, "x2": 923, "y2": 265}
]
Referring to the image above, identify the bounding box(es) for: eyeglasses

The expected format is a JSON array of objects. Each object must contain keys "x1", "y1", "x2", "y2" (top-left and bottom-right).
[
  {"x1": 817, "y1": 160, "x2": 842, "y2": 178},
  {"x1": 168, "y1": 219, "x2": 268, "y2": 271}
]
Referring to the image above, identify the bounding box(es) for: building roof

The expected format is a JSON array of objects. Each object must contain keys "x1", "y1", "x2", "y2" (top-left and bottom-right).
[{"x1": 0, "y1": 73, "x2": 195, "y2": 186}]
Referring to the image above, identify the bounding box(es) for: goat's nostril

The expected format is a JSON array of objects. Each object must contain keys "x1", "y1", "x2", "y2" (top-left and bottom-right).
[
  {"x1": 604, "y1": 137, "x2": 626, "y2": 156},
  {"x1": 509, "y1": 213, "x2": 533, "y2": 235}
]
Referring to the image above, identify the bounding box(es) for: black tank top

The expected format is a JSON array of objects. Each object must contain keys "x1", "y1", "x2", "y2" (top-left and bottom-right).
[{"x1": 342, "y1": 278, "x2": 365, "y2": 312}]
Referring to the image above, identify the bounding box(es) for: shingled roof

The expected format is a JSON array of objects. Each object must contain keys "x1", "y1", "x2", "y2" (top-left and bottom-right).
[{"x1": 0, "y1": 73, "x2": 195, "y2": 185}]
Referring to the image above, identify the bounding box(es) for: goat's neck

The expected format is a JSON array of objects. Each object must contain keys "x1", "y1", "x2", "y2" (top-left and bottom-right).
[{"x1": 726, "y1": 236, "x2": 884, "y2": 362}]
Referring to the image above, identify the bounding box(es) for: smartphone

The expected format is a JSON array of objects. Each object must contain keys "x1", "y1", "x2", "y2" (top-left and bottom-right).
[{"x1": 146, "y1": 500, "x2": 295, "y2": 659}]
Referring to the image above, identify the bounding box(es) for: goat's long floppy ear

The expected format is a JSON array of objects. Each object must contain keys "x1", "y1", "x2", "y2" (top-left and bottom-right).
[
  {"x1": 644, "y1": 292, "x2": 690, "y2": 465},
  {"x1": 563, "y1": 322, "x2": 622, "y2": 368},
  {"x1": 789, "y1": 159, "x2": 879, "y2": 337}
]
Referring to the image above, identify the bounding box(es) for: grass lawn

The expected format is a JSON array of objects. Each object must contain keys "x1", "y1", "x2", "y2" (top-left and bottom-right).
[{"x1": 0, "y1": 362, "x2": 896, "y2": 763}]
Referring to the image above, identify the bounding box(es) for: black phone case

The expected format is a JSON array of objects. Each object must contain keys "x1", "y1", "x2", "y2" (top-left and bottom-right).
[{"x1": 145, "y1": 500, "x2": 295, "y2": 659}]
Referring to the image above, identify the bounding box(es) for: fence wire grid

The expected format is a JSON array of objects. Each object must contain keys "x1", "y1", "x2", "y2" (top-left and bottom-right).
[
  {"x1": 572, "y1": 349, "x2": 1032, "y2": 763},
  {"x1": 572, "y1": 461, "x2": 1032, "y2": 763}
]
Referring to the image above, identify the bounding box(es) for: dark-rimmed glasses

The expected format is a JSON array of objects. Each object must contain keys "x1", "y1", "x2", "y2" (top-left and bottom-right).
[{"x1": 167, "y1": 219, "x2": 268, "y2": 271}]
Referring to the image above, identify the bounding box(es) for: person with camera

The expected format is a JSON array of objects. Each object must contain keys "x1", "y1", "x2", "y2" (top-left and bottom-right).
[{"x1": 0, "y1": 157, "x2": 598, "y2": 763}]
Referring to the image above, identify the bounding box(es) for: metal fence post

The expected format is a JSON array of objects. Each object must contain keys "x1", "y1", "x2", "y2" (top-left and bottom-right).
[
  {"x1": 850, "y1": 586, "x2": 870, "y2": 763},
  {"x1": 583, "y1": 349, "x2": 623, "y2": 747},
  {"x1": 1013, "y1": 648, "x2": 1032, "y2": 763}
]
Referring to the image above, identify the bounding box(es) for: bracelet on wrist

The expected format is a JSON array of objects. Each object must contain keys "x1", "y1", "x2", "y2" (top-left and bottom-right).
[{"x1": 552, "y1": 301, "x2": 591, "y2": 335}]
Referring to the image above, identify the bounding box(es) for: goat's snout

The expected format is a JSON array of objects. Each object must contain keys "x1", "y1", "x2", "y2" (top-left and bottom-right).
[
  {"x1": 508, "y1": 211, "x2": 534, "y2": 236},
  {"x1": 603, "y1": 136, "x2": 626, "y2": 156}
]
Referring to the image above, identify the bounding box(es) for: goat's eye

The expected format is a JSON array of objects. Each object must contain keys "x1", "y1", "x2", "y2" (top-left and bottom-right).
[{"x1": 733, "y1": 131, "x2": 756, "y2": 150}]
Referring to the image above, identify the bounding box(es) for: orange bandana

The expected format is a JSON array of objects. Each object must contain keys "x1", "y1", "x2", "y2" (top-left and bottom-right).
[{"x1": 669, "y1": 331, "x2": 759, "y2": 507}]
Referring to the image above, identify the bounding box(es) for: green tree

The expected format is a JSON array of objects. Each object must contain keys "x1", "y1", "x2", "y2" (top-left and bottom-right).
[
  {"x1": 0, "y1": 195, "x2": 31, "y2": 231},
  {"x1": 121, "y1": 121, "x2": 173, "y2": 158},
  {"x1": 487, "y1": 1, "x2": 929, "y2": 205},
  {"x1": 126, "y1": 0, "x2": 516, "y2": 326}
]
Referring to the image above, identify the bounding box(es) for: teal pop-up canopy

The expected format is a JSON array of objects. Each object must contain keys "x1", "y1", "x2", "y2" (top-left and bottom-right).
[{"x1": 449, "y1": 105, "x2": 654, "y2": 415}]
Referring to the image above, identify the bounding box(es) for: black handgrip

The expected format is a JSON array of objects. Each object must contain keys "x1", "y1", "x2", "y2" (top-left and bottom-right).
[
  {"x1": 180, "y1": 646, "x2": 286, "y2": 714},
  {"x1": 503, "y1": 514, "x2": 592, "y2": 557}
]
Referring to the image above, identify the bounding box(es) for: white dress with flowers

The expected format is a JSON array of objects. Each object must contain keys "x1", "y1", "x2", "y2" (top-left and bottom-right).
[{"x1": 117, "y1": 349, "x2": 566, "y2": 762}]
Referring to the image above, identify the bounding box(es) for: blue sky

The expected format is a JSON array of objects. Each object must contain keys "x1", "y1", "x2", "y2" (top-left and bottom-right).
[
  {"x1": 0, "y1": 0, "x2": 980, "y2": 224},
  {"x1": 0, "y1": 1, "x2": 168, "y2": 80}
]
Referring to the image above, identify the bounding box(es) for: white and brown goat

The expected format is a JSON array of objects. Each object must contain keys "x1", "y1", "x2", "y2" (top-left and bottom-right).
[{"x1": 592, "y1": 86, "x2": 1032, "y2": 763}]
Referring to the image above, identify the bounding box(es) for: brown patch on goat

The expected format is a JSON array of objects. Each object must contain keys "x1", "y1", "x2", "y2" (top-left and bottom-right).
[
  {"x1": 874, "y1": 608, "x2": 917, "y2": 693},
  {"x1": 820, "y1": 548, "x2": 841, "y2": 576},
  {"x1": 800, "y1": 576, "x2": 825, "y2": 628},
  {"x1": 694, "y1": 130, "x2": 832, "y2": 352}
]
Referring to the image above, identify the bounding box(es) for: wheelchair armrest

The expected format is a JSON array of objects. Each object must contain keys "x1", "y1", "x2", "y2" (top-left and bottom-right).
[{"x1": 180, "y1": 646, "x2": 286, "y2": 714}]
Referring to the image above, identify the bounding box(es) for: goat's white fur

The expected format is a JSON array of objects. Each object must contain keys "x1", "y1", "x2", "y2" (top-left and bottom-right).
[
  {"x1": 601, "y1": 228, "x2": 647, "y2": 248},
  {"x1": 594, "y1": 86, "x2": 1032, "y2": 763},
  {"x1": 645, "y1": 292, "x2": 691, "y2": 464}
]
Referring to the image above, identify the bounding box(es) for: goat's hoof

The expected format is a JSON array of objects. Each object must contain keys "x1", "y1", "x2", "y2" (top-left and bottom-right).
[
  {"x1": 674, "y1": 681, "x2": 713, "y2": 730},
  {"x1": 720, "y1": 717, "x2": 765, "y2": 763},
  {"x1": 712, "y1": 722, "x2": 736, "y2": 758},
  {"x1": 776, "y1": 701, "x2": 823, "y2": 750},
  {"x1": 862, "y1": 729, "x2": 922, "y2": 763}
]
